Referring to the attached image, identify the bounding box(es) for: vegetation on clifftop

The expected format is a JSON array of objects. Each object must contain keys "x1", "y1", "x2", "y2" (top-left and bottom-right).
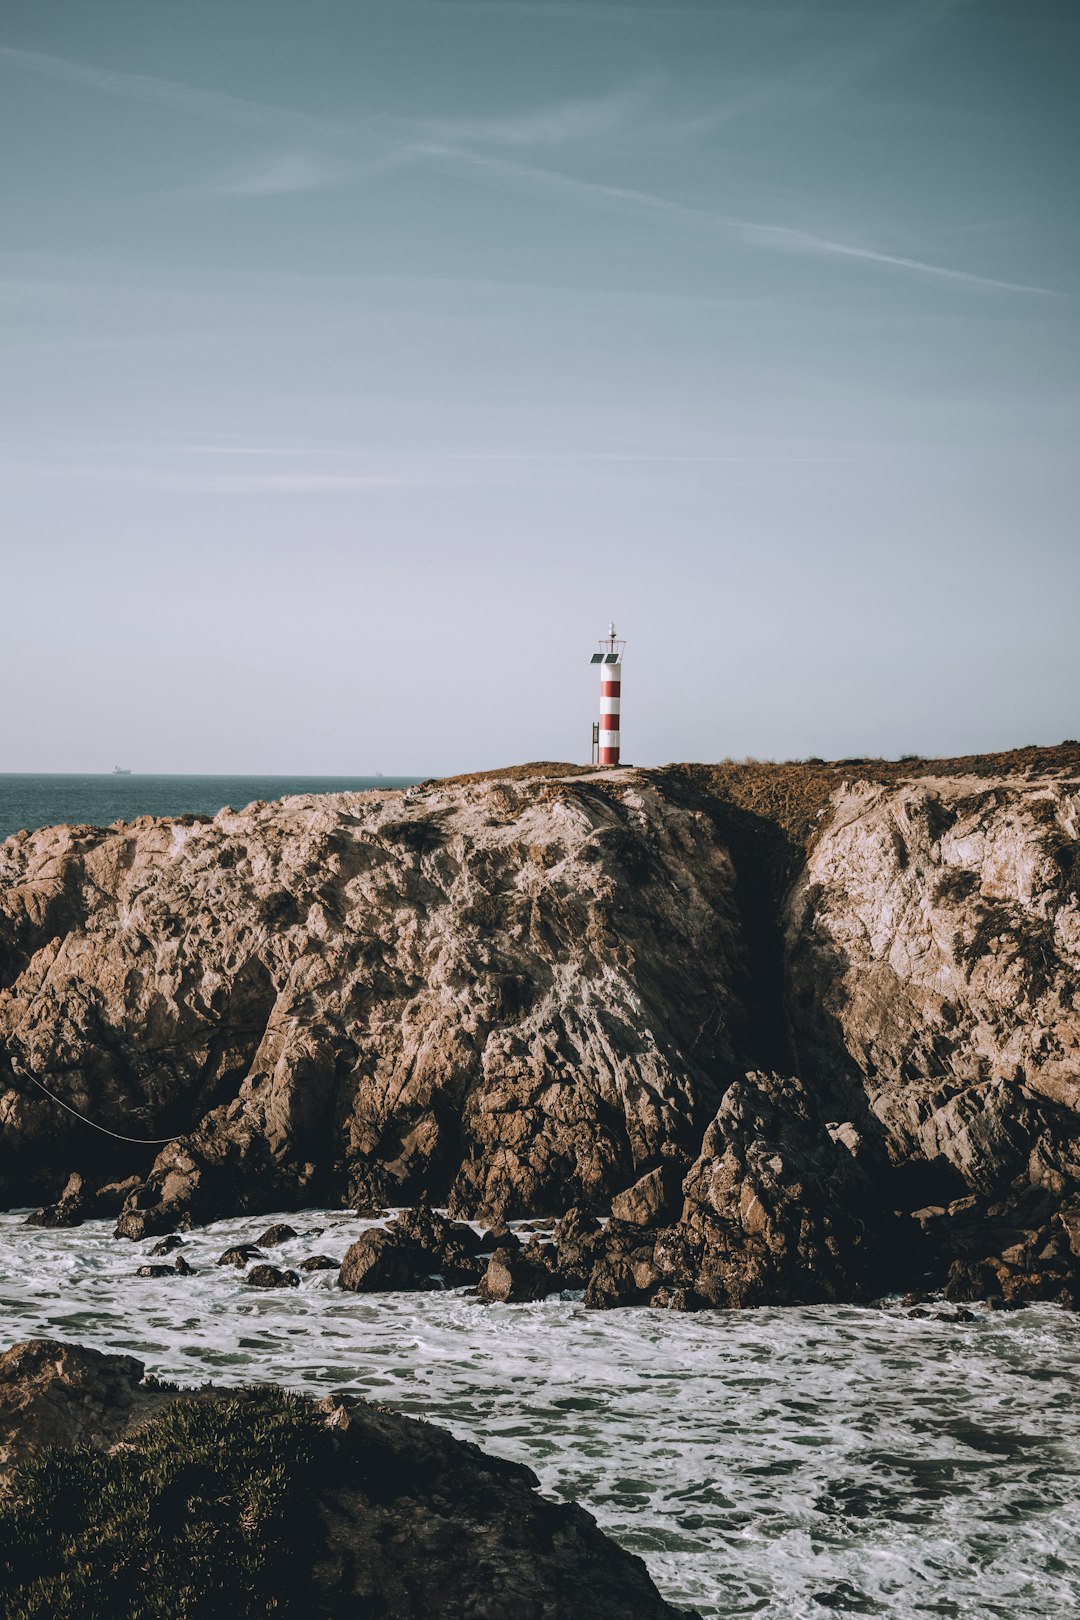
[{"x1": 0, "y1": 1389, "x2": 326, "y2": 1620}]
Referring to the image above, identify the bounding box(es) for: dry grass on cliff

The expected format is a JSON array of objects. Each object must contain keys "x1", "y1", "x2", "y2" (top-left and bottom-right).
[
  {"x1": 661, "y1": 743, "x2": 1080, "y2": 854},
  {"x1": 433, "y1": 743, "x2": 1080, "y2": 861},
  {"x1": 432, "y1": 761, "x2": 587, "y2": 789}
]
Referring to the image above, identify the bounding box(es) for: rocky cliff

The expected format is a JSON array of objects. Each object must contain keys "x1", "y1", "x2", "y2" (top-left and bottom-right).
[{"x1": 2, "y1": 747, "x2": 1079, "y2": 1309}]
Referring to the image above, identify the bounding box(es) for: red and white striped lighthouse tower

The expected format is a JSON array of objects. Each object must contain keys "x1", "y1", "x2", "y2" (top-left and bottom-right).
[{"x1": 590, "y1": 622, "x2": 625, "y2": 766}]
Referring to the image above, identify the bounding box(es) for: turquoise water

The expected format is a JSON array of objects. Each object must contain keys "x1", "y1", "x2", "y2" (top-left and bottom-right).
[{"x1": 0, "y1": 774, "x2": 424, "y2": 843}]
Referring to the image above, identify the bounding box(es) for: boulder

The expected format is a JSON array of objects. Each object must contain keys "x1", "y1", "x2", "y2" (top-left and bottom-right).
[
  {"x1": 246, "y1": 1264, "x2": 300, "y2": 1289},
  {"x1": 217, "y1": 1244, "x2": 264, "y2": 1268},
  {"x1": 255, "y1": 1222, "x2": 299, "y2": 1246},
  {"x1": 476, "y1": 1248, "x2": 562, "y2": 1304}
]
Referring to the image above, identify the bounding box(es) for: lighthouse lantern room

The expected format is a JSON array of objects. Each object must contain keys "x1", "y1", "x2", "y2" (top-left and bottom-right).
[{"x1": 589, "y1": 622, "x2": 625, "y2": 766}]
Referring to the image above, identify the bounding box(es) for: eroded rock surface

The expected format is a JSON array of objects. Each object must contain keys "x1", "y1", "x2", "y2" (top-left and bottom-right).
[{"x1": 0, "y1": 773, "x2": 744, "y2": 1234}]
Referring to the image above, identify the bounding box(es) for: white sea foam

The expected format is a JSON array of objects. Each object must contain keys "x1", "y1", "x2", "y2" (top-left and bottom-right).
[{"x1": 0, "y1": 1208, "x2": 1077, "y2": 1618}]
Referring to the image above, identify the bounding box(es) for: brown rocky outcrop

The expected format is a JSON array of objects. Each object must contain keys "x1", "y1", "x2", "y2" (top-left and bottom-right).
[
  {"x1": 2, "y1": 748, "x2": 1079, "y2": 1308},
  {"x1": 0, "y1": 774, "x2": 744, "y2": 1233},
  {"x1": 0, "y1": 1339, "x2": 694, "y2": 1618}
]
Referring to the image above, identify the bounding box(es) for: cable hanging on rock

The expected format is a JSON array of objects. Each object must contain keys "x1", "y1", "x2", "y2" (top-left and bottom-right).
[{"x1": 16, "y1": 1068, "x2": 185, "y2": 1145}]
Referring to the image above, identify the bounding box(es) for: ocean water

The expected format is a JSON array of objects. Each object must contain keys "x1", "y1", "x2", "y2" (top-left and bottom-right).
[
  {"x1": 0, "y1": 1209, "x2": 1076, "y2": 1619},
  {"x1": 0, "y1": 773, "x2": 423, "y2": 844}
]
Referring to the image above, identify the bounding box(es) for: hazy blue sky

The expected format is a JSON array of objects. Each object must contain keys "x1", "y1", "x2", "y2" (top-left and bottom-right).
[{"x1": 2, "y1": 1, "x2": 1077, "y2": 773}]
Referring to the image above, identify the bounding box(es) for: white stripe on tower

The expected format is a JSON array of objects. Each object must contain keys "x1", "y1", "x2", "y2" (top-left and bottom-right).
[{"x1": 599, "y1": 662, "x2": 621, "y2": 765}]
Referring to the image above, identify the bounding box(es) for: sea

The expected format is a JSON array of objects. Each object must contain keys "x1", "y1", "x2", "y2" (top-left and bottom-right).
[
  {"x1": 1, "y1": 778, "x2": 1078, "y2": 1617},
  {"x1": 0, "y1": 773, "x2": 423, "y2": 845}
]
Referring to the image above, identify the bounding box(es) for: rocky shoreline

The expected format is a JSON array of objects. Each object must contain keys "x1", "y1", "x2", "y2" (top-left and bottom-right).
[
  {"x1": 2, "y1": 748, "x2": 1079, "y2": 1313},
  {"x1": 0, "y1": 1337, "x2": 694, "y2": 1618}
]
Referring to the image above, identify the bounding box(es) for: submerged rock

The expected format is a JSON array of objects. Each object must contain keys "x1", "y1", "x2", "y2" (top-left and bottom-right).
[
  {"x1": 246, "y1": 1263, "x2": 299, "y2": 1289},
  {"x1": 255, "y1": 1222, "x2": 298, "y2": 1246},
  {"x1": 0, "y1": 1338, "x2": 695, "y2": 1619},
  {"x1": 217, "y1": 1243, "x2": 264, "y2": 1268}
]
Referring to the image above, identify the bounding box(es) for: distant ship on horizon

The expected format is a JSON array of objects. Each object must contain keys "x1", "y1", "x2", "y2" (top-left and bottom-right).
[{"x1": 112, "y1": 766, "x2": 132, "y2": 776}]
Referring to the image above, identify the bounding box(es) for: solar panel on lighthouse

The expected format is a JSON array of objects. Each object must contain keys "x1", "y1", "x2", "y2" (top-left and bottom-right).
[{"x1": 589, "y1": 621, "x2": 625, "y2": 766}]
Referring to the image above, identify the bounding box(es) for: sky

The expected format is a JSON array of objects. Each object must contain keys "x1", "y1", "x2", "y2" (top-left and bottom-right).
[{"x1": 1, "y1": 0, "x2": 1077, "y2": 774}]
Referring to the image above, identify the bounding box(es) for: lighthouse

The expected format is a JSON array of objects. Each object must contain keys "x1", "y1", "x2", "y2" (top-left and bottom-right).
[{"x1": 590, "y1": 622, "x2": 625, "y2": 766}]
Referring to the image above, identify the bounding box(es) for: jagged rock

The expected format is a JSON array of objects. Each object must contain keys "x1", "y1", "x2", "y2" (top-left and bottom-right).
[
  {"x1": 787, "y1": 773, "x2": 1080, "y2": 1198},
  {"x1": 552, "y1": 1207, "x2": 602, "y2": 1283},
  {"x1": 135, "y1": 1264, "x2": 175, "y2": 1278},
  {"x1": 675, "y1": 1072, "x2": 882, "y2": 1307},
  {"x1": 338, "y1": 1207, "x2": 485, "y2": 1294},
  {"x1": 338, "y1": 1228, "x2": 428, "y2": 1293},
  {"x1": 173, "y1": 1255, "x2": 194, "y2": 1276},
  {"x1": 0, "y1": 1339, "x2": 695, "y2": 1619},
  {"x1": 299, "y1": 1253, "x2": 339, "y2": 1271},
  {"x1": 217, "y1": 1243, "x2": 264, "y2": 1268},
  {"x1": 25, "y1": 1171, "x2": 144, "y2": 1229},
  {"x1": 610, "y1": 1163, "x2": 684, "y2": 1227},
  {"x1": 246, "y1": 1263, "x2": 299, "y2": 1289},
  {"x1": 476, "y1": 1248, "x2": 562, "y2": 1303},
  {"x1": 25, "y1": 1172, "x2": 91, "y2": 1228}
]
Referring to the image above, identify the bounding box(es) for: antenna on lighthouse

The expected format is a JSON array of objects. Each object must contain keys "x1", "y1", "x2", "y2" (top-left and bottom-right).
[{"x1": 588, "y1": 623, "x2": 626, "y2": 766}]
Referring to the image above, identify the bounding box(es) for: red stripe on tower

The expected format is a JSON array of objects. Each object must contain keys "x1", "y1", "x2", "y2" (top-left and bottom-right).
[{"x1": 589, "y1": 621, "x2": 625, "y2": 767}]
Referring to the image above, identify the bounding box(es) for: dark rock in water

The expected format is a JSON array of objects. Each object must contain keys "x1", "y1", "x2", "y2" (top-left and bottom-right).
[
  {"x1": 0, "y1": 1339, "x2": 695, "y2": 1619},
  {"x1": 218, "y1": 1244, "x2": 264, "y2": 1268},
  {"x1": 298, "y1": 1254, "x2": 339, "y2": 1272},
  {"x1": 256, "y1": 1222, "x2": 299, "y2": 1247},
  {"x1": 338, "y1": 1207, "x2": 485, "y2": 1294},
  {"x1": 339, "y1": 1228, "x2": 428, "y2": 1293},
  {"x1": 675, "y1": 1072, "x2": 882, "y2": 1308},
  {"x1": 649, "y1": 1285, "x2": 702, "y2": 1312},
  {"x1": 553, "y1": 1207, "x2": 601, "y2": 1281},
  {"x1": 148, "y1": 1234, "x2": 184, "y2": 1256},
  {"x1": 173, "y1": 1255, "x2": 194, "y2": 1277},
  {"x1": 476, "y1": 1248, "x2": 562, "y2": 1304},
  {"x1": 25, "y1": 1173, "x2": 92, "y2": 1229},
  {"x1": 583, "y1": 1254, "x2": 645, "y2": 1310},
  {"x1": 478, "y1": 1223, "x2": 520, "y2": 1254},
  {"x1": 246, "y1": 1264, "x2": 299, "y2": 1289},
  {"x1": 26, "y1": 1172, "x2": 145, "y2": 1230},
  {"x1": 135, "y1": 1264, "x2": 175, "y2": 1278}
]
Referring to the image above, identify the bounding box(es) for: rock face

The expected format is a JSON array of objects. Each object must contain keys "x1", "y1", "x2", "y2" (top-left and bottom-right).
[
  {"x1": 0, "y1": 1338, "x2": 694, "y2": 1619},
  {"x1": 2, "y1": 749, "x2": 1079, "y2": 1308},
  {"x1": 0, "y1": 773, "x2": 743, "y2": 1233},
  {"x1": 787, "y1": 772, "x2": 1080, "y2": 1192}
]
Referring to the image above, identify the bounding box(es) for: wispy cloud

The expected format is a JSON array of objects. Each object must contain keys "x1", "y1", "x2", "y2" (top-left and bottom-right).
[
  {"x1": 2, "y1": 31, "x2": 1053, "y2": 298},
  {"x1": 414, "y1": 144, "x2": 1059, "y2": 296},
  {"x1": 202, "y1": 154, "x2": 344, "y2": 197},
  {"x1": 734, "y1": 222, "x2": 1056, "y2": 297},
  {"x1": 405, "y1": 85, "x2": 650, "y2": 149},
  {"x1": 197, "y1": 473, "x2": 402, "y2": 493},
  {"x1": 0, "y1": 43, "x2": 344, "y2": 135}
]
